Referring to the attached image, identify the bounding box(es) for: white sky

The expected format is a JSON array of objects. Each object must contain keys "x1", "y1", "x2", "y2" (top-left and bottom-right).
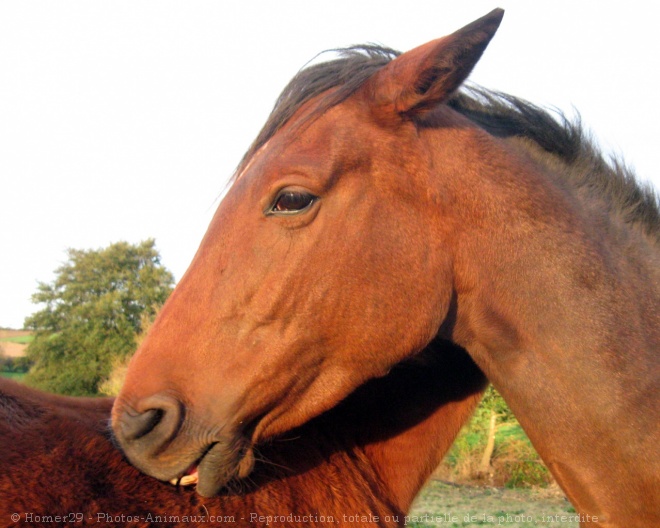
[{"x1": 1, "y1": 1, "x2": 657, "y2": 329}]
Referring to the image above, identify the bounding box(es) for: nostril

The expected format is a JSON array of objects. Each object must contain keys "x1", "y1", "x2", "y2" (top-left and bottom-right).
[
  {"x1": 114, "y1": 394, "x2": 184, "y2": 459},
  {"x1": 120, "y1": 408, "x2": 164, "y2": 441}
]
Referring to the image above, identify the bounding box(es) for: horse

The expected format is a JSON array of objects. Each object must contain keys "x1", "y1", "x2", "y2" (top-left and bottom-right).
[
  {"x1": 0, "y1": 339, "x2": 485, "y2": 527},
  {"x1": 111, "y1": 9, "x2": 659, "y2": 527}
]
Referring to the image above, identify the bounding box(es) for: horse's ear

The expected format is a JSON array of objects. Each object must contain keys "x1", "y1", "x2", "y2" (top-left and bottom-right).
[{"x1": 366, "y1": 9, "x2": 504, "y2": 120}]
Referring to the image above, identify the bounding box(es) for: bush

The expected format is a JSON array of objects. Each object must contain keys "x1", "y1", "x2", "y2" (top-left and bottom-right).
[
  {"x1": 98, "y1": 354, "x2": 131, "y2": 396},
  {"x1": 1, "y1": 355, "x2": 32, "y2": 373},
  {"x1": 504, "y1": 459, "x2": 552, "y2": 488},
  {"x1": 98, "y1": 310, "x2": 155, "y2": 396}
]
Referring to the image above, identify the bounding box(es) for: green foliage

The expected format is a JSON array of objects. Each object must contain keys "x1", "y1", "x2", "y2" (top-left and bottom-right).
[
  {"x1": 1, "y1": 354, "x2": 31, "y2": 373},
  {"x1": 476, "y1": 385, "x2": 515, "y2": 423},
  {"x1": 23, "y1": 240, "x2": 174, "y2": 396},
  {"x1": 97, "y1": 310, "x2": 156, "y2": 396},
  {"x1": 437, "y1": 386, "x2": 553, "y2": 488},
  {"x1": 504, "y1": 459, "x2": 551, "y2": 488}
]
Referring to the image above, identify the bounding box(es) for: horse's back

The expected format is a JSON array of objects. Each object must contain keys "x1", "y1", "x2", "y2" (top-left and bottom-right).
[
  {"x1": 0, "y1": 380, "x2": 138, "y2": 524},
  {"x1": 0, "y1": 378, "x2": 113, "y2": 429},
  {"x1": 0, "y1": 380, "x2": 391, "y2": 527}
]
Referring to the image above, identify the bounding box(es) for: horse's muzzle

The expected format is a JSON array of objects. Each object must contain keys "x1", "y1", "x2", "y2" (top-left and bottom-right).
[{"x1": 112, "y1": 393, "x2": 250, "y2": 496}]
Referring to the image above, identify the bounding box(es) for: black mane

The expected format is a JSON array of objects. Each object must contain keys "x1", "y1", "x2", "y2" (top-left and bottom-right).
[
  {"x1": 448, "y1": 88, "x2": 660, "y2": 242},
  {"x1": 238, "y1": 45, "x2": 659, "y2": 241},
  {"x1": 237, "y1": 45, "x2": 396, "y2": 171}
]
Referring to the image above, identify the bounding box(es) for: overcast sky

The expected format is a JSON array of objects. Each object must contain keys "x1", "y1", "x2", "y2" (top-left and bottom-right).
[{"x1": 1, "y1": 1, "x2": 657, "y2": 328}]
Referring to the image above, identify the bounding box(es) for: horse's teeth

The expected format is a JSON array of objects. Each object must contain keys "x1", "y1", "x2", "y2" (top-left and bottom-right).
[
  {"x1": 179, "y1": 474, "x2": 198, "y2": 486},
  {"x1": 168, "y1": 473, "x2": 198, "y2": 487}
]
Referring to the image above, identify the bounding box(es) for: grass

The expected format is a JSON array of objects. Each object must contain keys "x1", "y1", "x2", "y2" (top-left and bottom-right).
[
  {"x1": 0, "y1": 335, "x2": 33, "y2": 344},
  {"x1": 410, "y1": 481, "x2": 578, "y2": 527},
  {"x1": 0, "y1": 371, "x2": 26, "y2": 381}
]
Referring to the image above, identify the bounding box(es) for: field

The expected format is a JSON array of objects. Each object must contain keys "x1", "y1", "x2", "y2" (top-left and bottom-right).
[
  {"x1": 0, "y1": 329, "x2": 31, "y2": 380},
  {"x1": 0, "y1": 329, "x2": 32, "y2": 339},
  {"x1": 0, "y1": 329, "x2": 32, "y2": 357},
  {"x1": 409, "y1": 481, "x2": 578, "y2": 527}
]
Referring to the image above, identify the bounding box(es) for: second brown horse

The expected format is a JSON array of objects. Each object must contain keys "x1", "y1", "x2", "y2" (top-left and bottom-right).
[{"x1": 1, "y1": 340, "x2": 483, "y2": 527}]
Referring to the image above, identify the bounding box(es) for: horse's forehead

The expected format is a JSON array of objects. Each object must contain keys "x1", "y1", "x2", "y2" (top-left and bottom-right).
[
  {"x1": 236, "y1": 102, "x2": 373, "y2": 187},
  {"x1": 235, "y1": 139, "x2": 272, "y2": 183}
]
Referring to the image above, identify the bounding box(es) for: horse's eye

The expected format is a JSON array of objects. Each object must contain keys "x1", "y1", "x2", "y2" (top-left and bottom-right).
[{"x1": 270, "y1": 190, "x2": 317, "y2": 215}]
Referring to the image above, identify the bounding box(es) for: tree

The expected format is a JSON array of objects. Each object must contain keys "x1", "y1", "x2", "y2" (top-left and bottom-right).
[
  {"x1": 24, "y1": 239, "x2": 174, "y2": 395},
  {"x1": 476, "y1": 385, "x2": 514, "y2": 477}
]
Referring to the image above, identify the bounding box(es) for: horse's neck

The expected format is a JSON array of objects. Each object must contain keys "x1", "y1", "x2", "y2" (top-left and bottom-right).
[{"x1": 436, "y1": 130, "x2": 659, "y2": 526}]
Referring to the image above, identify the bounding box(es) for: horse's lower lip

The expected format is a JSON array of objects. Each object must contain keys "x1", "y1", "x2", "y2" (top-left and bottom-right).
[{"x1": 195, "y1": 440, "x2": 247, "y2": 497}]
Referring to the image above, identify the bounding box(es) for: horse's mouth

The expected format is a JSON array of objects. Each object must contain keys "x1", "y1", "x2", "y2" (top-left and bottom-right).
[{"x1": 168, "y1": 439, "x2": 254, "y2": 497}]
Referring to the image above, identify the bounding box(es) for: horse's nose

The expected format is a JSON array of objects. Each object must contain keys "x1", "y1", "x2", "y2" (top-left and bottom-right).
[{"x1": 114, "y1": 394, "x2": 183, "y2": 467}]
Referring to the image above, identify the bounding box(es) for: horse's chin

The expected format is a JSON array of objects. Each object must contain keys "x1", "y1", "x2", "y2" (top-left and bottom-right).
[{"x1": 169, "y1": 439, "x2": 255, "y2": 497}]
